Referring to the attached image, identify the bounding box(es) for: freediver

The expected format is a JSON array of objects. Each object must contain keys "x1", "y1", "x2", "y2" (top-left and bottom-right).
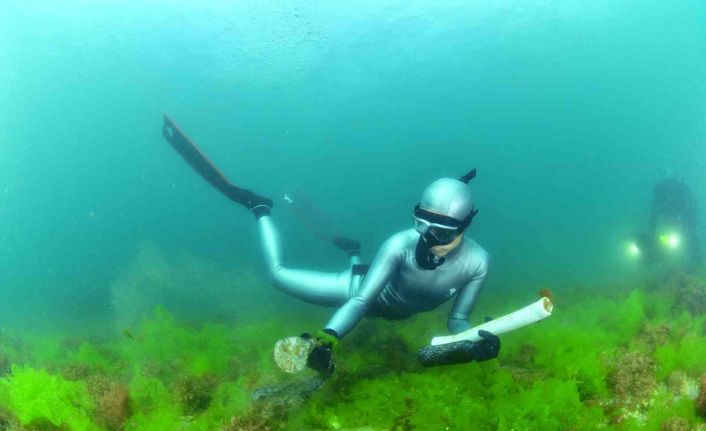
[
  {"x1": 162, "y1": 114, "x2": 500, "y2": 374},
  {"x1": 633, "y1": 176, "x2": 702, "y2": 268}
]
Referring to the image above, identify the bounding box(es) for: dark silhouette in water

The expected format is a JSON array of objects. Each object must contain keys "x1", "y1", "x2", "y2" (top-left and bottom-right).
[{"x1": 635, "y1": 176, "x2": 702, "y2": 268}]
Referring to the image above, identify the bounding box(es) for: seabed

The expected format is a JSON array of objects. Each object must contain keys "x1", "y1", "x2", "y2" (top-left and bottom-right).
[{"x1": 2, "y1": 248, "x2": 706, "y2": 430}]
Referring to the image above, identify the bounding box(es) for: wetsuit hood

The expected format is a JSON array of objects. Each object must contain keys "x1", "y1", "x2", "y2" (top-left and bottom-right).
[
  {"x1": 414, "y1": 176, "x2": 477, "y2": 270},
  {"x1": 419, "y1": 178, "x2": 474, "y2": 222}
]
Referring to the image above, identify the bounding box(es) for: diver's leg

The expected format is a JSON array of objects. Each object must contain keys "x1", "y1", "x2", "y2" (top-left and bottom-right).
[
  {"x1": 257, "y1": 215, "x2": 352, "y2": 306},
  {"x1": 161, "y1": 115, "x2": 352, "y2": 296},
  {"x1": 348, "y1": 254, "x2": 366, "y2": 298}
]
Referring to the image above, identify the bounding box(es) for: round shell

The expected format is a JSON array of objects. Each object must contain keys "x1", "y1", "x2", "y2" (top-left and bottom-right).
[{"x1": 273, "y1": 336, "x2": 315, "y2": 374}]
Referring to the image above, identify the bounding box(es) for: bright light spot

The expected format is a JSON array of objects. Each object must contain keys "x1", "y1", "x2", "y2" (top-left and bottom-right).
[
  {"x1": 627, "y1": 243, "x2": 640, "y2": 256},
  {"x1": 659, "y1": 233, "x2": 681, "y2": 250},
  {"x1": 667, "y1": 233, "x2": 680, "y2": 249}
]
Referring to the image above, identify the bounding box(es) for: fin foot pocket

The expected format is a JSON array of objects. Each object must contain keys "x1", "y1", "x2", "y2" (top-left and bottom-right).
[
  {"x1": 333, "y1": 236, "x2": 361, "y2": 256},
  {"x1": 226, "y1": 186, "x2": 273, "y2": 210},
  {"x1": 226, "y1": 186, "x2": 273, "y2": 218}
]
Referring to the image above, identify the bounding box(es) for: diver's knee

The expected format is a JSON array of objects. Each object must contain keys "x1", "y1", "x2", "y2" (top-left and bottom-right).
[{"x1": 265, "y1": 265, "x2": 291, "y2": 290}]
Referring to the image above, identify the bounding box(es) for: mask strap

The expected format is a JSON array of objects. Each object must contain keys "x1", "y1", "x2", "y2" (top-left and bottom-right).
[
  {"x1": 459, "y1": 168, "x2": 477, "y2": 184},
  {"x1": 461, "y1": 209, "x2": 479, "y2": 230}
]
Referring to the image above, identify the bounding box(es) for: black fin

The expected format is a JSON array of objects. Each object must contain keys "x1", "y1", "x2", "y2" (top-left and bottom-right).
[
  {"x1": 285, "y1": 190, "x2": 360, "y2": 251},
  {"x1": 163, "y1": 113, "x2": 233, "y2": 196},
  {"x1": 333, "y1": 236, "x2": 361, "y2": 256},
  {"x1": 162, "y1": 113, "x2": 272, "y2": 211},
  {"x1": 459, "y1": 168, "x2": 477, "y2": 184}
]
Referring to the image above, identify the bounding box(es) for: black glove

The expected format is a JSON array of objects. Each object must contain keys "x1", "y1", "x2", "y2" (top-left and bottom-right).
[
  {"x1": 301, "y1": 329, "x2": 338, "y2": 376},
  {"x1": 473, "y1": 330, "x2": 501, "y2": 361},
  {"x1": 418, "y1": 330, "x2": 500, "y2": 367}
]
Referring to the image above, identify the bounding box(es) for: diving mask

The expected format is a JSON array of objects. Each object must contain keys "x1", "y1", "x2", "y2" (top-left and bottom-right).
[{"x1": 413, "y1": 206, "x2": 463, "y2": 245}]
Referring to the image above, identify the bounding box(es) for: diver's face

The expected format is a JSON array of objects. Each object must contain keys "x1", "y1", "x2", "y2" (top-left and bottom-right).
[
  {"x1": 413, "y1": 207, "x2": 463, "y2": 245},
  {"x1": 430, "y1": 232, "x2": 464, "y2": 257}
]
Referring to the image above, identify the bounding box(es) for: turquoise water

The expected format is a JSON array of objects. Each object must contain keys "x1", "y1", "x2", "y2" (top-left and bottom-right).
[
  {"x1": 2, "y1": 1, "x2": 705, "y2": 327},
  {"x1": 1, "y1": 2, "x2": 706, "y2": 428}
]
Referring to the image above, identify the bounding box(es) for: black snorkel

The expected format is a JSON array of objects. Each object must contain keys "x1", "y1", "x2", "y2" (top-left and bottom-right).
[{"x1": 415, "y1": 235, "x2": 449, "y2": 270}]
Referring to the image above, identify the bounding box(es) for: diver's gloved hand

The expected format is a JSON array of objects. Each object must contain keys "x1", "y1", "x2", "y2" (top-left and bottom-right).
[
  {"x1": 473, "y1": 330, "x2": 501, "y2": 361},
  {"x1": 417, "y1": 330, "x2": 500, "y2": 367},
  {"x1": 301, "y1": 329, "x2": 339, "y2": 376}
]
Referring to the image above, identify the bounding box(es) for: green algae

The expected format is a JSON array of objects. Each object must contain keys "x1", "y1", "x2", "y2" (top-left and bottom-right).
[
  {"x1": 1, "y1": 365, "x2": 98, "y2": 430},
  {"x1": 1, "y1": 270, "x2": 706, "y2": 430}
]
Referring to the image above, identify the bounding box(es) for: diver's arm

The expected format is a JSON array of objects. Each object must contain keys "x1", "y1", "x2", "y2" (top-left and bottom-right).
[
  {"x1": 324, "y1": 236, "x2": 404, "y2": 337},
  {"x1": 446, "y1": 258, "x2": 489, "y2": 334}
]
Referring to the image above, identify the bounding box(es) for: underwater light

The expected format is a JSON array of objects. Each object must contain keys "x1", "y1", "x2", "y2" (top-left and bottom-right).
[
  {"x1": 667, "y1": 233, "x2": 680, "y2": 249},
  {"x1": 659, "y1": 233, "x2": 681, "y2": 250},
  {"x1": 627, "y1": 242, "x2": 640, "y2": 256}
]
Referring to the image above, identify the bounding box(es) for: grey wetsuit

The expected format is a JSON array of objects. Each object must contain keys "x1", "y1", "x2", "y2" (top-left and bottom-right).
[{"x1": 258, "y1": 216, "x2": 489, "y2": 338}]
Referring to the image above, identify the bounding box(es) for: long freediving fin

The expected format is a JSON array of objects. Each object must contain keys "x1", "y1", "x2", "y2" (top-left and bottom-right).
[
  {"x1": 163, "y1": 114, "x2": 233, "y2": 197},
  {"x1": 282, "y1": 190, "x2": 360, "y2": 255},
  {"x1": 162, "y1": 114, "x2": 272, "y2": 210}
]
